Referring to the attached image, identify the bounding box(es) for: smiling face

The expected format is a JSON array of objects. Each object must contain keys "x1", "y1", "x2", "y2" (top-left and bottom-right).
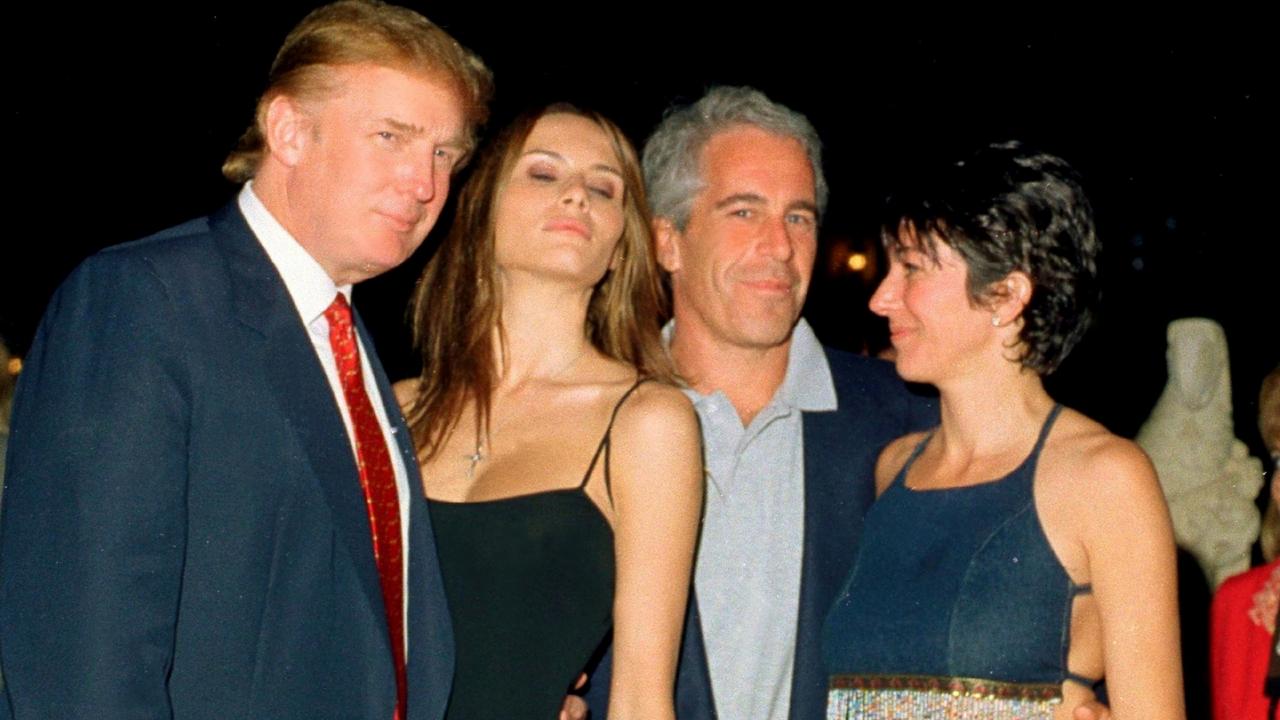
[
  {"x1": 868, "y1": 228, "x2": 999, "y2": 383},
  {"x1": 276, "y1": 63, "x2": 467, "y2": 285},
  {"x1": 659, "y1": 125, "x2": 818, "y2": 353},
  {"x1": 492, "y1": 113, "x2": 627, "y2": 287}
]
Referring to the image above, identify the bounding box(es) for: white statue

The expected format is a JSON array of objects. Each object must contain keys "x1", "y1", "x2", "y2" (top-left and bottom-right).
[{"x1": 1137, "y1": 317, "x2": 1264, "y2": 588}]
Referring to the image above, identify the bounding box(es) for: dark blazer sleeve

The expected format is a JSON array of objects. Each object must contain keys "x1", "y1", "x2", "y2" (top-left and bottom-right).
[
  {"x1": 788, "y1": 349, "x2": 937, "y2": 720},
  {"x1": 1, "y1": 250, "x2": 191, "y2": 717}
]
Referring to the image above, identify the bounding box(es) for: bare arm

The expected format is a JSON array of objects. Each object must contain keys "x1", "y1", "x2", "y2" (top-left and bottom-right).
[
  {"x1": 1073, "y1": 700, "x2": 1112, "y2": 720},
  {"x1": 1079, "y1": 439, "x2": 1184, "y2": 718},
  {"x1": 604, "y1": 384, "x2": 703, "y2": 720}
]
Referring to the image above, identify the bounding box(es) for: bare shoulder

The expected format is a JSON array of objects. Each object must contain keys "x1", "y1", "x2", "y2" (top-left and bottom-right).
[
  {"x1": 1044, "y1": 409, "x2": 1158, "y2": 495},
  {"x1": 874, "y1": 430, "x2": 931, "y2": 495},
  {"x1": 608, "y1": 379, "x2": 701, "y2": 473},
  {"x1": 611, "y1": 380, "x2": 699, "y2": 442},
  {"x1": 391, "y1": 378, "x2": 419, "y2": 411},
  {"x1": 605, "y1": 379, "x2": 702, "y2": 518},
  {"x1": 1039, "y1": 408, "x2": 1165, "y2": 530}
]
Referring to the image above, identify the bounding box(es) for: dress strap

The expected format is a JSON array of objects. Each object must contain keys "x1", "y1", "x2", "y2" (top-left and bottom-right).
[
  {"x1": 580, "y1": 377, "x2": 651, "y2": 504},
  {"x1": 1020, "y1": 403, "x2": 1066, "y2": 488},
  {"x1": 1063, "y1": 561, "x2": 1099, "y2": 689},
  {"x1": 1030, "y1": 403, "x2": 1065, "y2": 456},
  {"x1": 890, "y1": 430, "x2": 936, "y2": 489},
  {"x1": 1064, "y1": 671, "x2": 1103, "y2": 690}
]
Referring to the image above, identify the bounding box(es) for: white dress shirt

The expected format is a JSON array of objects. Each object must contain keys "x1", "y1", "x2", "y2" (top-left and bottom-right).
[{"x1": 238, "y1": 184, "x2": 411, "y2": 644}]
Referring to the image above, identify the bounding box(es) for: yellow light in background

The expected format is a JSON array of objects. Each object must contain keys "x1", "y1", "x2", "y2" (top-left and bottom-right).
[
  {"x1": 846, "y1": 252, "x2": 868, "y2": 272},
  {"x1": 7, "y1": 356, "x2": 21, "y2": 376}
]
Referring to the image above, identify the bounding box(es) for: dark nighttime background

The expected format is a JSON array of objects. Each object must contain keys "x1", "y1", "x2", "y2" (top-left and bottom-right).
[
  {"x1": 5, "y1": 8, "x2": 1274, "y2": 439},
  {"x1": 7, "y1": 8, "x2": 1269, "y2": 440},
  {"x1": 2, "y1": 8, "x2": 1274, "y2": 707}
]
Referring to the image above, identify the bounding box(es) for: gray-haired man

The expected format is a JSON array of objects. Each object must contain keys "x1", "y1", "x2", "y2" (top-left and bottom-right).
[
  {"x1": 647, "y1": 85, "x2": 934, "y2": 719},
  {"x1": 581, "y1": 87, "x2": 1113, "y2": 720},
  {"x1": 577, "y1": 86, "x2": 931, "y2": 719}
]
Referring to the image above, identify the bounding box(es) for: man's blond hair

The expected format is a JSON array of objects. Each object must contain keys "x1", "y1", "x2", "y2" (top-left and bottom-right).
[{"x1": 222, "y1": 0, "x2": 492, "y2": 183}]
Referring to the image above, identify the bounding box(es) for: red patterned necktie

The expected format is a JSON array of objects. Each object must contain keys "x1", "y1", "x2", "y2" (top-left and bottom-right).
[{"x1": 324, "y1": 293, "x2": 406, "y2": 720}]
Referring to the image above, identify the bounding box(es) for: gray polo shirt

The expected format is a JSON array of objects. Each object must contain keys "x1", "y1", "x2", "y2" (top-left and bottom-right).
[{"x1": 668, "y1": 320, "x2": 836, "y2": 720}]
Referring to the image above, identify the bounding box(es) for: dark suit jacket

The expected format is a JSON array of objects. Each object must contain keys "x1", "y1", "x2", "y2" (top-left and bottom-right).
[
  {"x1": 585, "y1": 347, "x2": 935, "y2": 719},
  {"x1": 0, "y1": 203, "x2": 453, "y2": 719}
]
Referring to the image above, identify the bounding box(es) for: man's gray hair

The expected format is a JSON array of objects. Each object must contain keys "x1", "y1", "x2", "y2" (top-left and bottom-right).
[{"x1": 642, "y1": 86, "x2": 828, "y2": 231}]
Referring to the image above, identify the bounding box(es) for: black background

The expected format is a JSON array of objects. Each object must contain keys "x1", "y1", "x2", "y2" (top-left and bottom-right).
[
  {"x1": 3, "y1": 8, "x2": 1273, "y2": 712},
  {"x1": 4, "y1": 8, "x2": 1274, "y2": 450}
]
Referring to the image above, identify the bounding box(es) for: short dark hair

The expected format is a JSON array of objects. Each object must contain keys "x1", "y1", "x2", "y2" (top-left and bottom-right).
[{"x1": 883, "y1": 141, "x2": 1100, "y2": 375}]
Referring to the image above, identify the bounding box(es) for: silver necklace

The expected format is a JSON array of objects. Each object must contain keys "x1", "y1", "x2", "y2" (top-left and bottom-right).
[
  {"x1": 463, "y1": 346, "x2": 589, "y2": 480},
  {"x1": 465, "y1": 441, "x2": 485, "y2": 481}
]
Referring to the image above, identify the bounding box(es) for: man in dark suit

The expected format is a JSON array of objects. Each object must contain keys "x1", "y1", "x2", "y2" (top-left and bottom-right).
[
  {"x1": 575, "y1": 84, "x2": 933, "y2": 720},
  {"x1": 0, "y1": 3, "x2": 490, "y2": 718},
  {"x1": 645, "y1": 85, "x2": 935, "y2": 720},
  {"x1": 580, "y1": 87, "x2": 1111, "y2": 720}
]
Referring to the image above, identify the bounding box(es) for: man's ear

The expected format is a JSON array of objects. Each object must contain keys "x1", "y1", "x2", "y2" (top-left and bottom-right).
[
  {"x1": 262, "y1": 94, "x2": 311, "y2": 168},
  {"x1": 988, "y1": 270, "x2": 1033, "y2": 326},
  {"x1": 653, "y1": 217, "x2": 682, "y2": 273}
]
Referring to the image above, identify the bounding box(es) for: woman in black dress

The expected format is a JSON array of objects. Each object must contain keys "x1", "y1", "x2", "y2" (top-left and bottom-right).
[{"x1": 396, "y1": 105, "x2": 702, "y2": 720}]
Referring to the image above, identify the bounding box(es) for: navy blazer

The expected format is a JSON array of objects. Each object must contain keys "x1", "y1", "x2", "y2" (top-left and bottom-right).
[
  {"x1": 0, "y1": 203, "x2": 453, "y2": 719},
  {"x1": 585, "y1": 347, "x2": 935, "y2": 719}
]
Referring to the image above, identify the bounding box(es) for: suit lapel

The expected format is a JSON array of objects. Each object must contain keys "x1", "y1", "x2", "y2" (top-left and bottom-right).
[
  {"x1": 790, "y1": 362, "x2": 875, "y2": 720},
  {"x1": 798, "y1": 401, "x2": 868, "y2": 632},
  {"x1": 210, "y1": 204, "x2": 387, "y2": 631},
  {"x1": 352, "y1": 311, "x2": 418, "y2": 482}
]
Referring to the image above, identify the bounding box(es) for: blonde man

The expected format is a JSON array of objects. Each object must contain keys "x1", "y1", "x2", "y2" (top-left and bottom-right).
[{"x1": 0, "y1": 3, "x2": 489, "y2": 718}]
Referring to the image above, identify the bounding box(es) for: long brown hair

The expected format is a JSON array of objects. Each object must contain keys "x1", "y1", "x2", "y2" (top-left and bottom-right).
[{"x1": 404, "y1": 105, "x2": 676, "y2": 462}]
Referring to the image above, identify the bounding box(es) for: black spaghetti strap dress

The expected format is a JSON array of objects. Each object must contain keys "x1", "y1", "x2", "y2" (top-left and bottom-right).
[{"x1": 428, "y1": 380, "x2": 647, "y2": 719}]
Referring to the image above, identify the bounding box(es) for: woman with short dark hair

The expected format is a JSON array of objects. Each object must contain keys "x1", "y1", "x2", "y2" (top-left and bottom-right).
[{"x1": 823, "y1": 143, "x2": 1184, "y2": 719}]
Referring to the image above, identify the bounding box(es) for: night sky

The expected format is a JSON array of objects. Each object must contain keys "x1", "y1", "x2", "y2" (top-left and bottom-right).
[{"x1": 5, "y1": 7, "x2": 1274, "y2": 454}]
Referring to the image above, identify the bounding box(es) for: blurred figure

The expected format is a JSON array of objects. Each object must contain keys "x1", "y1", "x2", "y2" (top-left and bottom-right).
[
  {"x1": 824, "y1": 142, "x2": 1184, "y2": 718},
  {"x1": 1211, "y1": 364, "x2": 1280, "y2": 720},
  {"x1": 396, "y1": 106, "x2": 702, "y2": 720}
]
